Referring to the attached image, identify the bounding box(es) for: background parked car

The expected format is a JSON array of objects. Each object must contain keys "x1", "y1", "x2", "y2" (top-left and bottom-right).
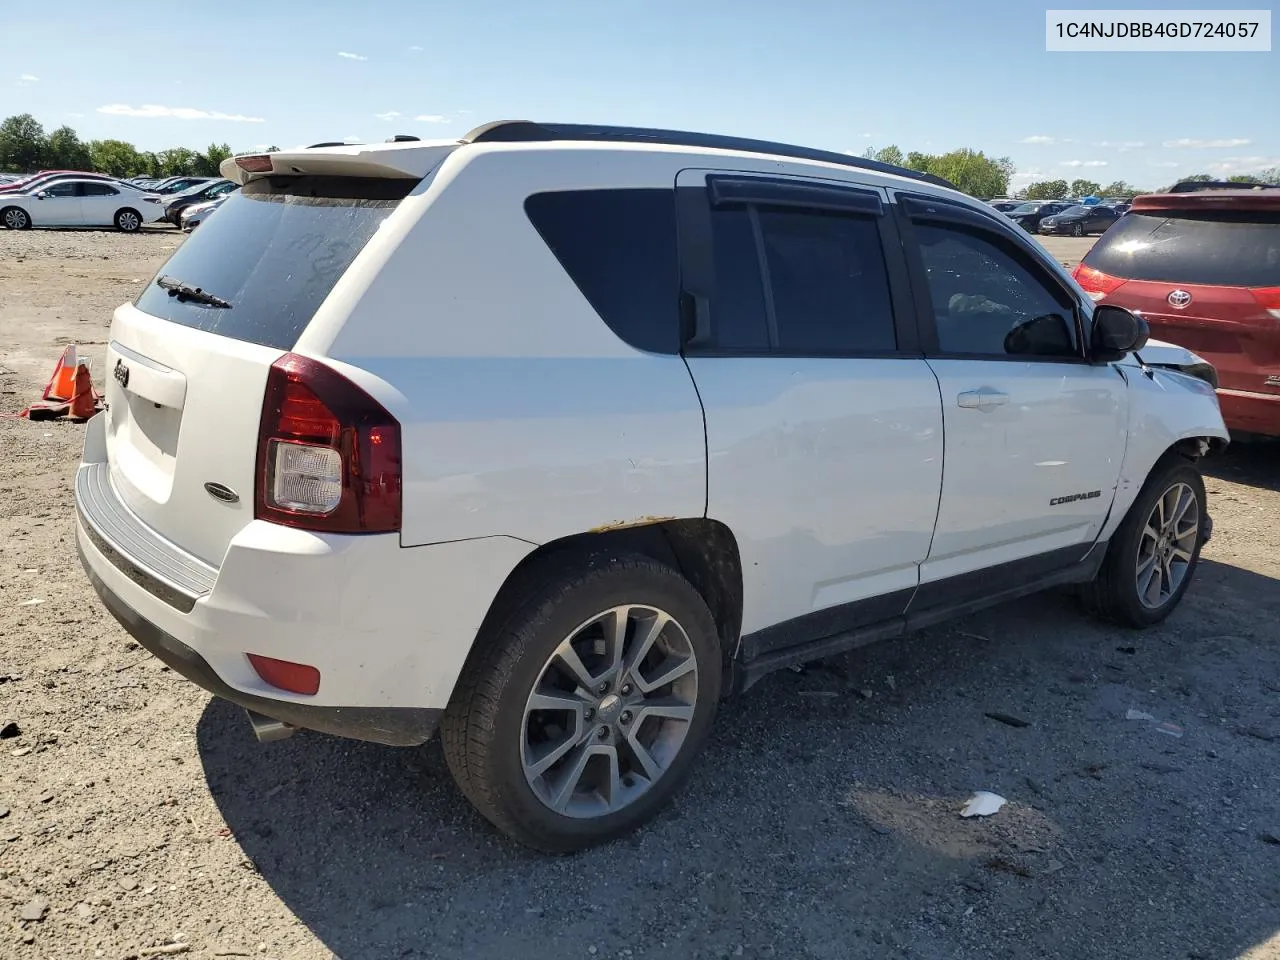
[
  {"x1": 1073, "y1": 189, "x2": 1280, "y2": 438},
  {"x1": 987, "y1": 200, "x2": 1023, "y2": 213},
  {"x1": 1006, "y1": 200, "x2": 1074, "y2": 232},
  {"x1": 150, "y1": 176, "x2": 218, "y2": 196},
  {"x1": 1039, "y1": 203, "x2": 1121, "y2": 237},
  {"x1": 179, "y1": 193, "x2": 230, "y2": 231},
  {"x1": 0, "y1": 170, "x2": 117, "y2": 194},
  {"x1": 0, "y1": 178, "x2": 163, "y2": 231},
  {"x1": 163, "y1": 179, "x2": 238, "y2": 225}
]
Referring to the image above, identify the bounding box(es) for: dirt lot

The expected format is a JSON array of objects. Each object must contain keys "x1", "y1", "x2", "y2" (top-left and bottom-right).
[{"x1": 1, "y1": 229, "x2": 1277, "y2": 960}]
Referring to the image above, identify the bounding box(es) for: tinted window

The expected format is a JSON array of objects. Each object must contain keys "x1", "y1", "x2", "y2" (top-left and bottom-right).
[
  {"x1": 43, "y1": 182, "x2": 77, "y2": 197},
  {"x1": 757, "y1": 208, "x2": 896, "y2": 353},
  {"x1": 915, "y1": 222, "x2": 1078, "y2": 358},
  {"x1": 708, "y1": 207, "x2": 769, "y2": 350},
  {"x1": 82, "y1": 183, "x2": 118, "y2": 196},
  {"x1": 1084, "y1": 211, "x2": 1280, "y2": 287},
  {"x1": 524, "y1": 188, "x2": 680, "y2": 353},
  {"x1": 135, "y1": 175, "x2": 413, "y2": 350}
]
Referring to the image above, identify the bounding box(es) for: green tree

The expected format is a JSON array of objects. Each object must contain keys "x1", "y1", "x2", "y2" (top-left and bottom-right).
[
  {"x1": 1227, "y1": 174, "x2": 1260, "y2": 184},
  {"x1": 156, "y1": 147, "x2": 199, "y2": 176},
  {"x1": 1183, "y1": 173, "x2": 1213, "y2": 182},
  {"x1": 911, "y1": 148, "x2": 1014, "y2": 198},
  {"x1": 88, "y1": 139, "x2": 143, "y2": 178},
  {"x1": 862, "y1": 144, "x2": 905, "y2": 167},
  {"x1": 1025, "y1": 179, "x2": 1069, "y2": 200},
  {"x1": 1259, "y1": 167, "x2": 1280, "y2": 185},
  {"x1": 1070, "y1": 179, "x2": 1101, "y2": 197},
  {"x1": 0, "y1": 113, "x2": 48, "y2": 173},
  {"x1": 45, "y1": 126, "x2": 92, "y2": 171},
  {"x1": 193, "y1": 142, "x2": 232, "y2": 177},
  {"x1": 1101, "y1": 180, "x2": 1141, "y2": 199}
]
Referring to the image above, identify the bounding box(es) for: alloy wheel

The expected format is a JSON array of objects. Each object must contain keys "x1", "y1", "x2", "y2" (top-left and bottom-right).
[
  {"x1": 1135, "y1": 481, "x2": 1199, "y2": 609},
  {"x1": 118, "y1": 211, "x2": 140, "y2": 232},
  {"x1": 521, "y1": 604, "x2": 698, "y2": 818},
  {"x1": 3, "y1": 208, "x2": 28, "y2": 229}
]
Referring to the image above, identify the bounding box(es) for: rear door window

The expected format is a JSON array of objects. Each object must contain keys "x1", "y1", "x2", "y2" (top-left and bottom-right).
[
  {"x1": 134, "y1": 175, "x2": 414, "y2": 350},
  {"x1": 1084, "y1": 211, "x2": 1280, "y2": 287}
]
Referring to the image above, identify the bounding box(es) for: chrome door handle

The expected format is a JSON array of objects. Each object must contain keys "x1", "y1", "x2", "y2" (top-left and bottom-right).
[{"x1": 956, "y1": 388, "x2": 1009, "y2": 410}]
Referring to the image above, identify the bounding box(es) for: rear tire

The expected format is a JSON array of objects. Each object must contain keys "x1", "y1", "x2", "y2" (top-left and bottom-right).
[
  {"x1": 1082, "y1": 459, "x2": 1207, "y2": 627},
  {"x1": 440, "y1": 552, "x2": 721, "y2": 853},
  {"x1": 1, "y1": 206, "x2": 31, "y2": 230},
  {"x1": 114, "y1": 208, "x2": 142, "y2": 233},
  {"x1": 1072, "y1": 222, "x2": 1084, "y2": 237}
]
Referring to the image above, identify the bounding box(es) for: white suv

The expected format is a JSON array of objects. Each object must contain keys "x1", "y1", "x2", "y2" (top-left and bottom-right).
[{"x1": 75, "y1": 121, "x2": 1229, "y2": 852}]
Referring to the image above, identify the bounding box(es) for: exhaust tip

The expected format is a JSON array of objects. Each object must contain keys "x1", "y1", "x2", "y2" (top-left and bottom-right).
[{"x1": 246, "y1": 709, "x2": 296, "y2": 743}]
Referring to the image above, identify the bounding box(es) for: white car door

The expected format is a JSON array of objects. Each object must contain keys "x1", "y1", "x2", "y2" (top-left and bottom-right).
[
  {"x1": 79, "y1": 182, "x2": 121, "y2": 225},
  {"x1": 675, "y1": 170, "x2": 945, "y2": 663},
  {"x1": 892, "y1": 192, "x2": 1127, "y2": 600},
  {"x1": 32, "y1": 181, "x2": 82, "y2": 225}
]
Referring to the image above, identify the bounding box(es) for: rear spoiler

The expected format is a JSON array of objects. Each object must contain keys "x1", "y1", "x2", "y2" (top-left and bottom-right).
[
  {"x1": 1131, "y1": 190, "x2": 1280, "y2": 213},
  {"x1": 220, "y1": 141, "x2": 458, "y2": 185}
]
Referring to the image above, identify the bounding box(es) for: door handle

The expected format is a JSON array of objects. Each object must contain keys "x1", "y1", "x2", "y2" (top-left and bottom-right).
[{"x1": 956, "y1": 388, "x2": 1009, "y2": 410}]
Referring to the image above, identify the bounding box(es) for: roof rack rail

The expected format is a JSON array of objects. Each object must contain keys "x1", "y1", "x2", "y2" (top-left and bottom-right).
[
  {"x1": 459, "y1": 120, "x2": 959, "y2": 191},
  {"x1": 1168, "y1": 179, "x2": 1280, "y2": 194},
  {"x1": 306, "y1": 141, "x2": 349, "y2": 149}
]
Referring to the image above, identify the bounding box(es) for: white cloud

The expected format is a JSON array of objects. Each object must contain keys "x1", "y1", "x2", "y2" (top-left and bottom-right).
[
  {"x1": 337, "y1": 51, "x2": 367, "y2": 61},
  {"x1": 97, "y1": 103, "x2": 265, "y2": 122},
  {"x1": 415, "y1": 114, "x2": 449, "y2": 123},
  {"x1": 374, "y1": 111, "x2": 402, "y2": 121},
  {"x1": 409, "y1": 45, "x2": 423, "y2": 51},
  {"x1": 18, "y1": 73, "x2": 38, "y2": 82},
  {"x1": 1096, "y1": 140, "x2": 1144, "y2": 151},
  {"x1": 1206, "y1": 156, "x2": 1280, "y2": 174},
  {"x1": 1020, "y1": 135, "x2": 1056, "y2": 144},
  {"x1": 1010, "y1": 168, "x2": 1047, "y2": 188},
  {"x1": 1148, "y1": 160, "x2": 1180, "y2": 168},
  {"x1": 1059, "y1": 159, "x2": 1108, "y2": 168},
  {"x1": 1162, "y1": 137, "x2": 1250, "y2": 148}
]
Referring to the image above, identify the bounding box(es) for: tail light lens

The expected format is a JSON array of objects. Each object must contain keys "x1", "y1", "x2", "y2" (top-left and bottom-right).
[
  {"x1": 1072, "y1": 263, "x2": 1127, "y2": 301},
  {"x1": 235, "y1": 154, "x2": 273, "y2": 173},
  {"x1": 1250, "y1": 286, "x2": 1280, "y2": 320},
  {"x1": 247, "y1": 654, "x2": 321, "y2": 696},
  {"x1": 255, "y1": 353, "x2": 401, "y2": 533}
]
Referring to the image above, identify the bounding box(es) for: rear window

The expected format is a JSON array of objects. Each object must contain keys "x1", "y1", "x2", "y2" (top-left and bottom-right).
[
  {"x1": 1084, "y1": 210, "x2": 1280, "y2": 287},
  {"x1": 135, "y1": 175, "x2": 413, "y2": 350}
]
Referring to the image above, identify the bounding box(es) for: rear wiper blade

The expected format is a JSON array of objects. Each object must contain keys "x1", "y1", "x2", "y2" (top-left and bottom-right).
[{"x1": 156, "y1": 274, "x2": 231, "y2": 308}]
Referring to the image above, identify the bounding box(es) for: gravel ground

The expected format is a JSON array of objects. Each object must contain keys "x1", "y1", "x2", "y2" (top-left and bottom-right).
[{"x1": 1, "y1": 229, "x2": 1277, "y2": 960}]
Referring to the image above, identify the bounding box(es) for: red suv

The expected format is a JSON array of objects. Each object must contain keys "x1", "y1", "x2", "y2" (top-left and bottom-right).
[{"x1": 1073, "y1": 190, "x2": 1280, "y2": 437}]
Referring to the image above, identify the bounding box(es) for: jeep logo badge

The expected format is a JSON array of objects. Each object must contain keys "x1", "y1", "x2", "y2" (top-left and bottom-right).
[
  {"x1": 203, "y1": 482, "x2": 240, "y2": 504},
  {"x1": 1167, "y1": 289, "x2": 1192, "y2": 309},
  {"x1": 113, "y1": 359, "x2": 130, "y2": 389}
]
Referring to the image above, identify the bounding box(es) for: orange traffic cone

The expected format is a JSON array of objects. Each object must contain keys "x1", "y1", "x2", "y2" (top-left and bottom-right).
[
  {"x1": 69, "y1": 360, "x2": 103, "y2": 420},
  {"x1": 42, "y1": 345, "x2": 79, "y2": 402}
]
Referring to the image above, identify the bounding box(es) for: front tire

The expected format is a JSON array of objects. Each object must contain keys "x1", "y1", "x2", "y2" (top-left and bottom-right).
[
  {"x1": 114, "y1": 208, "x2": 142, "y2": 233},
  {"x1": 1, "y1": 206, "x2": 31, "y2": 230},
  {"x1": 1083, "y1": 459, "x2": 1207, "y2": 627},
  {"x1": 440, "y1": 553, "x2": 722, "y2": 852},
  {"x1": 1072, "y1": 222, "x2": 1085, "y2": 237}
]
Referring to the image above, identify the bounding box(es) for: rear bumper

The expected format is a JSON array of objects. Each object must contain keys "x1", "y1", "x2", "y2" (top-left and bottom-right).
[
  {"x1": 1217, "y1": 387, "x2": 1280, "y2": 437},
  {"x1": 78, "y1": 544, "x2": 441, "y2": 746},
  {"x1": 74, "y1": 419, "x2": 535, "y2": 745}
]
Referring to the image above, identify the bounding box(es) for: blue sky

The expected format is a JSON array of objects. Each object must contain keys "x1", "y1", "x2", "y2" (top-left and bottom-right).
[{"x1": 4, "y1": 0, "x2": 1276, "y2": 189}]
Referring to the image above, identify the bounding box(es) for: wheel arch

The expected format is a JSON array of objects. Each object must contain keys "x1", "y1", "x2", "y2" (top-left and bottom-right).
[
  {"x1": 466, "y1": 518, "x2": 744, "y2": 697},
  {"x1": 114, "y1": 206, "x2": 143, "y2": 229}
]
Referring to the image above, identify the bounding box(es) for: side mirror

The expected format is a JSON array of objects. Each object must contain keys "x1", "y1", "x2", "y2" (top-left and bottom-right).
[
  {"x1": 1090, "y1": 304, "x2": 1149, "y2": 363},
  {"x1": 35, "y1": 191, "x2": 47, "y2": 199}
]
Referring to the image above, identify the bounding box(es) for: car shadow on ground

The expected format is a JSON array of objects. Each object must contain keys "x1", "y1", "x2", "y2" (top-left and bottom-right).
[
  {"x1": 1205, "y1": 439, "x2": 1280, "y2": 493},
  {"x1": 198, "y1": 561, "x2": 1280, "y2": 960}
]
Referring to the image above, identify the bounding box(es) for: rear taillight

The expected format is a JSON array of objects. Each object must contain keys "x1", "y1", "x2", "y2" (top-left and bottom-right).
[
  {"x1": 255, "y1": 353, "x2": 401, "y2": 534},
  {"x1": 1072, "y1": 263, "x2": 1126, "y2": 301},
  {"x1": 1250, "y1": 286, "x2": 1280, "y2": 320},
  {"x1": 235, "y1": 154, "x2": 273, "y2": 173}
]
